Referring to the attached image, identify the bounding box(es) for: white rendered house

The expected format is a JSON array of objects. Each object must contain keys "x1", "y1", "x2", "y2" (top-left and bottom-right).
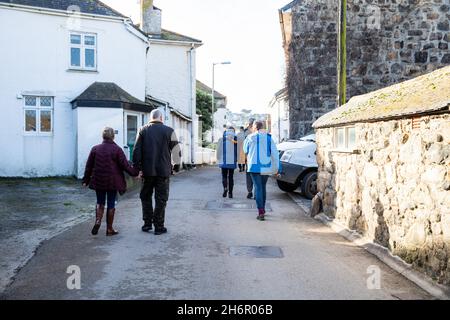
[
  {"x1": 0, "y1": 0, "x2": 150, "y2": 177},
  {"x1": 142, "y1": 3, "x2": 203, "y2": 167}
]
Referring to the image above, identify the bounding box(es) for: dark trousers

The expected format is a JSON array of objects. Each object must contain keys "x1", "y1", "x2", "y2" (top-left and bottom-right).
[
  {"x1": 250, "y1": 173, "x2": 269, "y2": 210},
  {"x1": 140, "y1": 176, "x2": 170, "y2": 228},
  {"x1": 246, "y1": 172, "x2": 254, "y2": 194},
  {"x1": 221, "y1": 168, "x2": 235, "y2": 192},
  {"x1": 96, "y1": 190, "x2": 117, "y2": 209}
]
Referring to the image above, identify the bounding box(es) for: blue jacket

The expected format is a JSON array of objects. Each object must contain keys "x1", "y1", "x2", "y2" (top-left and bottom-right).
[
  {"x1": 217, "y1": 130, "x2": 238, "y2": 169},
  {"x1": 244, "y1": 131, "x2": 280, "y2": 175}
]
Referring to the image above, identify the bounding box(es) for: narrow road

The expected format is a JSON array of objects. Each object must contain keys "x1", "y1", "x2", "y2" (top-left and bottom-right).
[{"x1": 1, "y1": 167, "x2": 431, "y2": 300}]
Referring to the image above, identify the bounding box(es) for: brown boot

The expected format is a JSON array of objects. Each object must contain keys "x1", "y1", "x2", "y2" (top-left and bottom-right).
[
  {"x1": 106, "y1": 208, "x2": 119, "y2": 236},
  {"x1": 91, "y1": 204, "x2": 105, "y2": 235}
]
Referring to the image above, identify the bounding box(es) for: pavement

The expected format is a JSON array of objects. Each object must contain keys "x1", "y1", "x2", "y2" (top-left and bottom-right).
[
  {"x1": 0, "y1": 177, "x2": 96, "y2": 292},
  {"x1": 0, "y1": 167, "x2": 432, "y2": 300}
]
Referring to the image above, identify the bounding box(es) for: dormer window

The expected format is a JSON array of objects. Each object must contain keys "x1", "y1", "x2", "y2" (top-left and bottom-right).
[{"x1": 70, "y1": 33, "x2": 97, "y2": 70}]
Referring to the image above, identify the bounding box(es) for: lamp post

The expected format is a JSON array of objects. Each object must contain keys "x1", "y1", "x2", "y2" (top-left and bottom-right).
[{"x1": 212, "y1": 61, "x2": 231, "y2": 142}]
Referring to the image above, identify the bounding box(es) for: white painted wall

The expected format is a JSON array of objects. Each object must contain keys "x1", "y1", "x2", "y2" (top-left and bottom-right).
[
  {"x1": 74, "y1": 107, "x2": 124, "y2": 178},
  {"x1": 0, "y1": 6, "x2": 147, "y2": 177},
  {"x1": 146, "y1": 42, "x2": 198, "y2": 164},
  {"x1": 146, "y1": 43, "x2": 194, "y2": 117},
  {"x1": 269, "y1": 97, "x2": 290, "y2": 143}
]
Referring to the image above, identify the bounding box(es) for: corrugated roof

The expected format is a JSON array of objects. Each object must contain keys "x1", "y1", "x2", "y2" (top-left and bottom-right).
[
  {"x1": 313, "y1": 66, "x2": 450, "y2": 128},
  {"x1": 149, "y1": 29, "x2": 202, "y2": 43},
  {"x1": 0, "y1": 0, "x2": 125, "y2": 17}
]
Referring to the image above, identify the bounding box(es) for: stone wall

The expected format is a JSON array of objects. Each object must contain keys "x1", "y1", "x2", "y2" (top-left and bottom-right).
[
  {"x1": 346, "y1": 0, "x2": 450, "y2": 98},
  {"x1": 286, "y1": 0, "x2": 450, "y2": 139},
  {"x1": 287, "y1": 0, "x2": 339, "y2": 139},
  {"x1": 316, "y1": 113, "x2": 450, "y2": 284}
]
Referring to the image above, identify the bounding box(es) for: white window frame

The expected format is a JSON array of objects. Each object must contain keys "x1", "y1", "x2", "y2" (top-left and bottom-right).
[
  {"x1": 69, "y1": 32, "x2": 97, "y2": 71},
  {"x1": 333, "y1": 126, "x2": 357, "y2": 152},
  {"x1": 23, "y1": 96, "x2": 54, "y2": 136}
]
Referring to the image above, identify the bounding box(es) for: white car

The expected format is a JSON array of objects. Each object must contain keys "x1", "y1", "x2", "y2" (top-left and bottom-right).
[{"x1": 276, "y1": 134, "x2": 318, "y2": 199}]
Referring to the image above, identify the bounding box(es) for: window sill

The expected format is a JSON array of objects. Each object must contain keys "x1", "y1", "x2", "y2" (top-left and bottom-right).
[
  {"x1": 330, "y1": 149, "x2": 360, "y2": 154},
  {"x1": 67, "y1": 68, "x2": 99, "y2": 74},
  {"x1": 24, "y1": 133, "x2": 54, "y2": 137}
]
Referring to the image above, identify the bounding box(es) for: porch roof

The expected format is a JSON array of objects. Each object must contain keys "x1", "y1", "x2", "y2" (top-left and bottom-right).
[{"x1": 72, "y1": 82, "x2": 153, "y2": 113}]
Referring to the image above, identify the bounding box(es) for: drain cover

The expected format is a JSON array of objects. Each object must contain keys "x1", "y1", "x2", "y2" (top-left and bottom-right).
[
  {"x1": 205, "y1": 201, "x2": 272, "y2": 211},
  {"x1": 229, "y1": 246, "x2": 284, "y2": 258}
]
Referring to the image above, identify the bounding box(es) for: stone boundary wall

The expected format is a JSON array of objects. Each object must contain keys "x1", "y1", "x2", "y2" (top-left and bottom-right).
[
  {"x1": 316, "y1": 113, "x2": 450, "y2": 284},
  {"x1": 286, "y1": 0, "x2": 450, "y2": 139}
]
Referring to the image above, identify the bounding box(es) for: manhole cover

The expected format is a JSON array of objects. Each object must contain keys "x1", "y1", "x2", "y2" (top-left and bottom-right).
[
  {"x1": 229, "y1": 246, "x2": 284, "y2": 258},
  {"x1": 205, "y1": 201, "x2": 272, "y2": 211},
  {"x1": 222, "y1": 203, "x2": 253, "y2": 209}
]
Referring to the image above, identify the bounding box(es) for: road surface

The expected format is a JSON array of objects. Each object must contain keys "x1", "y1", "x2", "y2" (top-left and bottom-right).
[{"x1": 1, "y1": 167, "x2": 431, "y2": 300}]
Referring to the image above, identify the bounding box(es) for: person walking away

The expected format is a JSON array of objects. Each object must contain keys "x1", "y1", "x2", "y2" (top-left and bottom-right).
[
  {"x1": 133, "y1": 109, "x2": 181, "y2": 235},
  {"x1": 82, "y1": 127, "x2": 139, "y2": 236},
  {"x1": 244, "y1": 121, "x2": 281, "y2": 221},
  {"x1": 244, "y1": 118, "x2": 255, "y2": 198},
  {"x1": 217, "y1": 125, "x2": 238, "y2": 198},
  {"x1": 237, "y1": 127, "x2": 246, "y2": 172}
]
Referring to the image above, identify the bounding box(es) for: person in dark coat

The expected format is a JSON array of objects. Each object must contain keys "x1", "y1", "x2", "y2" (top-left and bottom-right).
[
  {"x1": 133, "y1": 109, "x2": 181, "y2": 235},
  {"x1": 82, "y1": 127, "x2": 139, "y2": 236},
  {"x1": 217, "y1": 125, "x2": 238, "y2": 198}
]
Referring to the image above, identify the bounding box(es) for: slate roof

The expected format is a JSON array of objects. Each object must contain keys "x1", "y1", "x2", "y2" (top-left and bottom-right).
[
  {"x1": 196, "y1": 80, "x2": 226, "y2": 99},
  {"x1": 0, "y1": 0, "x2": 125, "y2": 17},
  {"x1": 149, "y1": 28, "x2": 202, "y2": 44},
  {"x1": 72, "y1": 82, "x2": 146, "y2": 105},
  {"x1": 313, "y1": 66, "x2": 450, "y2": 128}
]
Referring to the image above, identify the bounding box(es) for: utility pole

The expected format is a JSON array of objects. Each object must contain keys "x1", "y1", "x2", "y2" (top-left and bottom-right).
[{"x1": 337, "y1": 0, "x2": 347, "y2": 107}]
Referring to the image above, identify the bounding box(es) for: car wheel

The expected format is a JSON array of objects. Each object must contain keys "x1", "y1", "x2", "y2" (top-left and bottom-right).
[
  {"x1": 277, "y1": 180, "x2": 298, "y2": 192},
  {"x1": 301, "y1": 172, "x2": 318, "y2": 200}
]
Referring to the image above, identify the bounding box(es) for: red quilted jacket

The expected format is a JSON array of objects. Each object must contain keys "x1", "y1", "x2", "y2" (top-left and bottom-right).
[{"x1": 82, "y1": 139, "x2": 139, "y2": 195}]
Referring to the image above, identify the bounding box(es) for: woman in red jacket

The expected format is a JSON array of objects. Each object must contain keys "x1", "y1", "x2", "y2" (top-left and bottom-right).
[{"x1": 82, "y1": 127, "x2": 139, "y2": 236}]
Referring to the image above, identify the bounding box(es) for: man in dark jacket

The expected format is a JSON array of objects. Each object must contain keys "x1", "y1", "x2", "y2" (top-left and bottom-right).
[{"x1": 133, "y1": 109, "x2": 181, "y2": 235}]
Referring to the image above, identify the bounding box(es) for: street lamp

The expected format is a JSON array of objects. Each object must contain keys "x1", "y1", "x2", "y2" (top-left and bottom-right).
[{"x1": 212, "y1": 61, "x2": 231, "y2": 142}]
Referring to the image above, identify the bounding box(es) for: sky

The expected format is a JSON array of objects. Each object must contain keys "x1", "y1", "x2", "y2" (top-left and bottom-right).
[{"x1": 102, "y1": 0, "x2": 288, "y2": 113}]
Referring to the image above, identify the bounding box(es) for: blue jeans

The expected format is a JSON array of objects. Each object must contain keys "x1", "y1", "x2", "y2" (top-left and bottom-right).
[
  {"x1": 96, "y1": 190, "x2": 117, "y2": 209},
  {"x1": 250, "y1": 173, "x2": 269, "y2": 210}
]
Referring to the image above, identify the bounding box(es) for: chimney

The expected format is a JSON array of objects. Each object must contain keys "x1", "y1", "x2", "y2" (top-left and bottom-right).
[{"x1": 141, "y1": 0, "x2": 162, "y2": 35}]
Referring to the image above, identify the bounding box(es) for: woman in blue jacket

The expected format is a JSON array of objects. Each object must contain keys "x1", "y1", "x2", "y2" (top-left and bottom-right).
[
  {"x1": 244, "y1": 121, "x2": 281, "y2": 221},
  {"x1": 217, "y1": 126, "x2": 238, "y2": 198}
]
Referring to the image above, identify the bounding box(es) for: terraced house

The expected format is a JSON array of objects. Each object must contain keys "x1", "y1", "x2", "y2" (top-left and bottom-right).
[{"x1": 0, "y1": 0, "x2": 202, "y2": 177}]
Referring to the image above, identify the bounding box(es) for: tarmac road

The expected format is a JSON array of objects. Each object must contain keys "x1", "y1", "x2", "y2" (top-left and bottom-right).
[{"x1": 0, "y1": 167, "x2": 432, "y2": 300}]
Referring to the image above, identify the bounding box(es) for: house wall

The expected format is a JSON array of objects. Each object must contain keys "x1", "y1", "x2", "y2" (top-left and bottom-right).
[
  {"x1": 316, "y1": 113, "x2": 450, "y2": 284},
  {"x1": 146, "y1": 42, "x2": 197, "y2": 164},
  {"x1": 269, "y1": 97, "x2": 290, "y2": 143},
  {"x1": 0, "y1": 7, "x2": 147, "y2": 177},
  {"x1": 74, "y1": 107, "x2": 124, "y2": 178},
  {"x1": 286, "y1": 0, "x2": 450, "y2": 139}
]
